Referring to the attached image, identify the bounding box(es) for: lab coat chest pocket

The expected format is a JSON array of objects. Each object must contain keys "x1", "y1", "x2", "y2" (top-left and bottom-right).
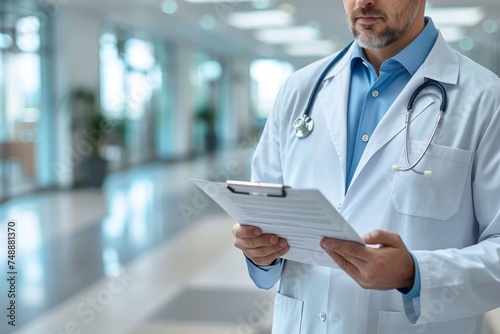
[
  {"x1": 271, "y1": 293, "x2": 303, "y2": 334},
  {"x1": 377, "y1": 311, "x2": 476, "y2": 334},
  {"x1": 391, "y1": 141, "x2": 473, "y2": 220}
]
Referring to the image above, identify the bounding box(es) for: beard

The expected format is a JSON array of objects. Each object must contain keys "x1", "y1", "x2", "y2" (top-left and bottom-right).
[{"x1": 347, "y1": 3, "x2": 419, "y2": 49}]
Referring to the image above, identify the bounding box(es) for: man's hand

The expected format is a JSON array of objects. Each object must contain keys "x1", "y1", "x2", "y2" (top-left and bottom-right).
[
  {"x1": 232, "y1": 224, "x2": 289, "y2": 266},
  {"x1": 320, "y1": 230, "x2": 415, "y2": 290}
]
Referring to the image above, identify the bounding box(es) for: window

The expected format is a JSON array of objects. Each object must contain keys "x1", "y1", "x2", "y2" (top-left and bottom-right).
[
  {"x1": 250, "y1": 59, "x2": 294, "y2": 119},
  {"x1": 100, "y1": 31, "x2": 163, "y2": 167},
  {"x1": 0, "y1": 13, "x2": 42, "y2": 199}
]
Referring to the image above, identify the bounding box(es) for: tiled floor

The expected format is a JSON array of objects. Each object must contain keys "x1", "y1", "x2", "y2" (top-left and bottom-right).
[{"x1": 0, "y1": 149, "x2": 498, "y2": 334}]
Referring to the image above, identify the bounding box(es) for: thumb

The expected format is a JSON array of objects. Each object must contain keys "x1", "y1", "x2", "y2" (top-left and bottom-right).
[{"x1": 363, "y1": 229, "x2": 403, "y2": 248}]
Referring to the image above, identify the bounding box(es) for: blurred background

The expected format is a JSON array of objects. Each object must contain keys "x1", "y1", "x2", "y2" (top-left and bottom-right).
[{"x1": 0, "y1": 0, "x2": 499, "y2": 333}]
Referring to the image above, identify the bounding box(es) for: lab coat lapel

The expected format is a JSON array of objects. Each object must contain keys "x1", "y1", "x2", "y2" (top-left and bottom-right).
[
  {"x1": 319, "y1": 67, "x2": 352, "y2": 185},
  {"x1": 348, "y1": 33, "x2": 460, "y2": 187}
]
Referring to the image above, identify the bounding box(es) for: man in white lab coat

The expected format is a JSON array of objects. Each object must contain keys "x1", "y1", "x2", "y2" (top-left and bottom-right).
[{"x1": 232, "y1": 0, "x2": 500, "y2": 333}]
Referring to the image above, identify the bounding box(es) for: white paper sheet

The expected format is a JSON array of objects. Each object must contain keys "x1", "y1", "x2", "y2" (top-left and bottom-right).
[{"x1": 191, "y1": 179, "x2": 364, "y2": 268}]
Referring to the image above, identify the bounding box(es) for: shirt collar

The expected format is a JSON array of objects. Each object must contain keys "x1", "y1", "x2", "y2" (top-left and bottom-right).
[{"x1": 349, "y1": 17, "x2": 439, "y2": 75}]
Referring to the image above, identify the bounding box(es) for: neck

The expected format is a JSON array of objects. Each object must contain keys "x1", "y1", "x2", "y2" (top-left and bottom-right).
[{"x1": 364, "y1": 18, "x2": 426, "y2": 74}]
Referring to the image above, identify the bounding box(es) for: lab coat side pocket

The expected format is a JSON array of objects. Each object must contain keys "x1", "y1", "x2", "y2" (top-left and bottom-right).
[
  {"x1": 377, "y1": 311, "x2": 476, "y2": 334},
  {"x1": 391, "y1": 141, "x2": 473, "y2": 220},
  {"x1": 271, "y1": 292, "x2": 304, "y2": 334}
]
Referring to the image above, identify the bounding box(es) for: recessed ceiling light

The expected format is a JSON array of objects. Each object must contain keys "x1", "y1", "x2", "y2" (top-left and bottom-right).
[
  {"x1": 427, "y1": 7, "x2": 485, "y2": 27},
  {"x1": 185, "y1": 0, "x2": 253, "y2": 3},
  {"x1": 255, "y1": 26, "x2": 320, "y2": 44},
  {"x1": 226, "y1": 10, "x2": 293, "y2": 29},
  {"x1": 161, "y1": 0, "x2": 178, "y2": 14},
  {"x1": 284, "y1": 40, "x2": 337, "y2": 57},
  {"x1": 438, "y1": 26, "x2": 464, "y2": 43}
]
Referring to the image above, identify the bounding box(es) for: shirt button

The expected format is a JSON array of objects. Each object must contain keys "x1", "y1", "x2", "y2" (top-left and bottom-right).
[
  {"x1": 362, "y1": 134, "x2": 369, "y2": 142},
  {"x1": 337, "y1": 203, "x2": 342, "y2": 210},
  {"x1": 372, "y1": 90, "x2": 379, "y2": 97},
  {"x1": 319, "y1": 312, "x2": 327, "y2": 322}
]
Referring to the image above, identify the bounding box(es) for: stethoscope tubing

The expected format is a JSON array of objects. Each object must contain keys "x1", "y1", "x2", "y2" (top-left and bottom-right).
[
  {"x1": 294, "y1": 42, "x2": 448, "y2": 177},
  {"x1": 400, "y1": 109, "x2": 444, "y2": 174},
  {"x1": 302, "y1": 41, "x2": 354, "y2": 119}
]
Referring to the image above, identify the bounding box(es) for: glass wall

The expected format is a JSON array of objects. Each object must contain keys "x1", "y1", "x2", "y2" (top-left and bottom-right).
[
  {"x1": 100, "y1": 30, "x2": 164, "y2": 168},
  {"x1": 0, "y1": 12, "x2": 42, "y2": 200}
]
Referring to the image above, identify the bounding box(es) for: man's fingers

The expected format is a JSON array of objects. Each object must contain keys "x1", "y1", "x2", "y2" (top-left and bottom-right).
[
  {"x1": 234, "y1": 235, "x2": 287, "y2": 250},
  {"x1": 326, "y1": 250, "x2": 360, "y2": 278},
  {"x1": 232, "y1": 223, "x2": 289, "y2": 266},
  {"x1": 244, "y1": 243, "x2": 289, "y2": 259},
  {"x1": 232, "y1": 224, "x2": 261, "y2": 238},
  {"x1": 320, "y1": 238, "x2": 369, "y2": 262},
  {"x1": 249, "y1": 245, "x2": 290, "y2": 266},
  {"x1": 363, "y1": 229, "x2": 403, "y2": 247}
]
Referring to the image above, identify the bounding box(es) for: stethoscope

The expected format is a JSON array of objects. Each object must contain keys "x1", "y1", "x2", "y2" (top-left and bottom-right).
[{"x1": 293, "y1": 42, "x2": 447, "y2": 177}]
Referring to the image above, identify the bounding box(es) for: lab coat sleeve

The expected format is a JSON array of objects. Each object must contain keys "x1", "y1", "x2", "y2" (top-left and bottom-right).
[
  {"x1": 403, "y1": 84, "x2": 500, "y2": 325},
  {"x1": 246, "y1": 80, "x2": 289, "y2": 289}
]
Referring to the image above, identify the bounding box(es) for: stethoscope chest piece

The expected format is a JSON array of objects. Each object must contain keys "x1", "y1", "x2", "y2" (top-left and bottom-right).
[{"x1": 294, "y1": 114, "x2": 314, "y2": 139}]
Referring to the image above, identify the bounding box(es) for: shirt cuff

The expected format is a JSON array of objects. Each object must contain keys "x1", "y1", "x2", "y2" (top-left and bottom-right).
[
  {"x1": 397, "y1": 252, "x2": 421, "y2": 299},
  {"x1": 245, "y1": 256, "x2": 282, "y2": 271},
  {"x1": 245, "y1": 256, "x2": 283, "y2": 289}
]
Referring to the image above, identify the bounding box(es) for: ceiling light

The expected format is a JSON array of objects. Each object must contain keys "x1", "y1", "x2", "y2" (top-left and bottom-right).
[
  {"x1": 255, "y1": 26, "x2": 320, "y2": 44},
  {"x1": 161, "y1": 0, "x2": 178, "y2": 14},
  {"x1": 284, "y1": 40, "x2": 338, "y2": 57},
  {"x1": 426, "y1": 7, "x2": 485, "y2": 27},
  {"x1": 185, "y1": 0, "x2": 253, "y2": 3},
  {"x1": 226, "y1": 10, "x2": 293, "y2": 29}
]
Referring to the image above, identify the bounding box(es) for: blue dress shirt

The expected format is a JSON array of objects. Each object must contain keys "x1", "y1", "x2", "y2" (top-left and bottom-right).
[{"x1": 346, "y1": 18, "x2": 437, "y2": 299}]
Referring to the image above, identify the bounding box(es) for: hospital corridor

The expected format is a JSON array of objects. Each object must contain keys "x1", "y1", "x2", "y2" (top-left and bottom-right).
[
  {"x1": 0, "y1": 150, "x2": 280, "y2": 334},
  {"x1": 1, "y1": 0, "x2": 500, "y2": 333}
]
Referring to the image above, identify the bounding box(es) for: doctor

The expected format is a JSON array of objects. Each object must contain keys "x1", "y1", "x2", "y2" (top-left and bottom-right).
[{"x1": 232, "y1": 0, "x2": 500, "y2": 333}]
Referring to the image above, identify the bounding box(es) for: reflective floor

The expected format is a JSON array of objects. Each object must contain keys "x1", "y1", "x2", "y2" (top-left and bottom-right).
[
  {"x1": 0, "y1": 149, "x2": 274, "y2": 334},
  {"x1": 0, "y1": 149, "x2": 498, "y2": 334}
]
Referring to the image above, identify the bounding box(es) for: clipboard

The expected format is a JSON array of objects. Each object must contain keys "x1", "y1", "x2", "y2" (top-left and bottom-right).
[
  {"x1": 192, "y1": 179, "x2": 363, "y2": 268},
  {"x1": 226, "y1": 180, "x2": 287, "y2": 197}
]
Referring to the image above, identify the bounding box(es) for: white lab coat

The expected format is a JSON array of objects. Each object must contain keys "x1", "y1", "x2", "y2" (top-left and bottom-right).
[{"x1": 250, "y1": 33, "x2": 500, "y2": 334}]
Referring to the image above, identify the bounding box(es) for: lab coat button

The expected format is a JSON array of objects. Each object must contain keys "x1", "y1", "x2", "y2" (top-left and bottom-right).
[
  {"x1": 362, "y1": 134, "x2": 369, "y2": 142},
  {"x1": 372, "y1": 90, "x2": 379, "y2": 97},
  {"x1": 319, "y1": 312, "x2": 327, "y2": 322}
]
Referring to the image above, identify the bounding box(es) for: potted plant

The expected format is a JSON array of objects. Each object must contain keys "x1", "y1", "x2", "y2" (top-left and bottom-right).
[
  {"x1": 70, "y1": 88, "x2": 124, "y2": 187},
  {"x1": 196, "y1": 103, "x2": 217, "y2": 153}
]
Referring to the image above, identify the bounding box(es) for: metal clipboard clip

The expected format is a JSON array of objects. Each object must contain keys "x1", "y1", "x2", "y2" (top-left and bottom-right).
[{"x1": 226, "y1": 180, "x2": 287, "y2": 198}]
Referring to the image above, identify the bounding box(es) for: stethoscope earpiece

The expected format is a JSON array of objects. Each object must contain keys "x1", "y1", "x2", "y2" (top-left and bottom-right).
[{"x1": 392, "y1": 165, "x2": 433, "y2": 177}]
